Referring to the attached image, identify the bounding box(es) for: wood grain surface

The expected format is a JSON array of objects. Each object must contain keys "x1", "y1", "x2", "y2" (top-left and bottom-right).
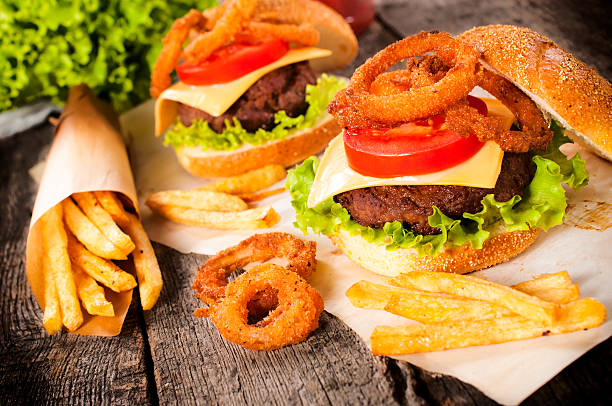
[{"x1": 0, "y1": 1, "x2": 610, "y2": 404}]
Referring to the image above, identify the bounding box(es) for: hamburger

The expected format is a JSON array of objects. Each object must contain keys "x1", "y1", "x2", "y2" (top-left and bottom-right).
[
  {"x1": 287, "y1": 26, "x2": 611, "y2": 276},
  {"x1": 151, "y1": 0, "x2": 357, "y2": 178}
]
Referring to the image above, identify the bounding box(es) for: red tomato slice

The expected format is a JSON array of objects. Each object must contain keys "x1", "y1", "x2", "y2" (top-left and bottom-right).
[
  {"x1": 343, "y1": 95, "x2": 488, "y2": 177},
  {"x1": 176, "y1": 39, "x2": 290, "y2": 86}
]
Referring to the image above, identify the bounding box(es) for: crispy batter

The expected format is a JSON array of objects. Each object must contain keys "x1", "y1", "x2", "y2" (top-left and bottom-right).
[
  {"x1": 239, "y1": 21, "x2": 319, "y2": 47},
  {"x1": 479, "y1": 69, "x2": 553, "y2": 152},
  {"x1": 444, "y1": 99, "x2": 505, "y2": 140},
  {"x1": 370, "y1": 55, "x2": 452, "y2": 96},
  {"x1": 192, "y1": 232, "x2": 316, "y2": 316},
  {"x1": 183, "y1": 0, "x2": 258, "y2": 64},
  {"x1": 199, "y1": 264, "x2": 323, "y2": 351},
  {"x1": 150, "y1": 9, "x2": 205, "y2": 98},
  {"x1": 329, "y1": 31, "x2": 481, "y2": 125}
]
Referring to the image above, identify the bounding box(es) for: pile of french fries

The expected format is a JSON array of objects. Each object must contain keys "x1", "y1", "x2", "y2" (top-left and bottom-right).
[
  {"x1": 346, "y1": 271, "x2": 606, "y2": 355},
  {"x1": 146, "y1": 165, "x2": 285, "y2": 229},
  {"x1": 40, "y1": 191, "x2": 162, "y2": 334}
]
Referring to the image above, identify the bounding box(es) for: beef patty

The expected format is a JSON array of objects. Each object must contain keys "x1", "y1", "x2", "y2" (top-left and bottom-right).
[
  {"x1": 177, "y1": 62, "x2": 317, "y2": 133},
  {"x1": 334, "y1": 152, "x2": 535, "y2": 235}
]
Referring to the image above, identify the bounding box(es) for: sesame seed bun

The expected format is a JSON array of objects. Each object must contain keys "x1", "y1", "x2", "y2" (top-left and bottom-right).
[
  {"x1": 457, "y1": 25, "x2": 612, "y2": 161},
  {"x1": 331, "y1": 227, "x2": 541, "y2": 277}
]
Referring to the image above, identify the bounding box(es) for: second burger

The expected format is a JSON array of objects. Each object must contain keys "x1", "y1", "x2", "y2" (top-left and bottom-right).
[{"x1": 151, "y1": 0, "x2": 357, "y2": 178}]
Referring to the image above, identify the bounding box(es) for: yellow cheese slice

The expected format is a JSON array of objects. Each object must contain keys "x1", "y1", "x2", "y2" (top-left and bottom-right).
[
  {"x1": 154, "y1": 47, "x2": 332, "y2": 136},
  {"x1": 307, "y1": 98, "x2": 515, "y2": 208}
]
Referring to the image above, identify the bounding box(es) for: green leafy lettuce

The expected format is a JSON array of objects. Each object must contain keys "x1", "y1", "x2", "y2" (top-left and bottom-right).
[
  {"x1": 0, "y1": 0, "x2": 216, "y2": 113},
  {"x1": 287, "y1": 120, "x2": 588, "y2": 256},
  {"x1": 164, "y1": 74, "x2": 346, "y2": 151}
]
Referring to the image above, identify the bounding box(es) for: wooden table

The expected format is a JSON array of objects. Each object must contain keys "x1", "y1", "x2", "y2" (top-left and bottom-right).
[{"x1": 1, "y1": 1, "x2": 610, "y2": 404}]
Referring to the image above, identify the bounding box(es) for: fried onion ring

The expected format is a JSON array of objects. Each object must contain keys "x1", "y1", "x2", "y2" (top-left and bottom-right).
[
  {"x1": 445, "y1": 99, "x2": 505, "y2": 141},
  {"x1": 329, "y1": 31, "x2": 481, "y2": 124},
  {"x1": 327, "y1": 89, "x2": 395, "y2": 129},
  {"x1": 150, "y1": 9, "x2": 205, "y2": 98},
  {"x1": 192, "y1": 232, "x2": 317, "y2": 309},
  {"x1": 478, "y1": 69, "x2": 553, "y2": 152},
  {"x1": 200, "y1": 264, "x2": 323, "y2": 351},
  {"x1": 183, "y1": 0, "x2": 258, "y2": 64},
  {"x1": 240, "y1": 21, "x2": 319, "y2": 47},
  {"x1": 369, "y1": 55, "x2": 452, "y2": 96}
]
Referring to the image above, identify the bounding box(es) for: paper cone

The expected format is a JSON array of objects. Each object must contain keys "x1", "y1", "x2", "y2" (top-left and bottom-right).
[{"x1": 26, "y1": 84, "x2": 140, "y2": 336}]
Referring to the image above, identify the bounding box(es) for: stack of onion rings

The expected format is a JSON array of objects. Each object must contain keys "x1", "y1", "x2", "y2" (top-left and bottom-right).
[
  {"x1": 330, "y1": 31, "x2": 481, "y2": 125},
  {"x1": 192, "y1": 232, "x2": 316, "y2": 316},
  {"x1": 201, "y1": 264, "x2": 323, "y2": 351},
  {"x1": 328, "y1": 30, "x2": 554, "y2": 154}
]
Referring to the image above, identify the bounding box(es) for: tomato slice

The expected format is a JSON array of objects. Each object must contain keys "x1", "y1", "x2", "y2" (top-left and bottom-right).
[
  {"x1": 343, "y1": 95, "x2": 488, "y2": 177},
  {"x1": 176, "y1": 39, "x2": 290, "y2": 86}
]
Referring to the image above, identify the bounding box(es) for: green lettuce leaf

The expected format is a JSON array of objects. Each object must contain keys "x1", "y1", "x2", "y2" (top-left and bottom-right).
[
  {"x1": 164, "y1": 74, "x2": 346, "y2": 151},
  {"x1": 0, "y1": 0, "x2": 217, "y2": 113},
  {"x1": 286, "y1": 120, "x2": 588, "y2": 256}
]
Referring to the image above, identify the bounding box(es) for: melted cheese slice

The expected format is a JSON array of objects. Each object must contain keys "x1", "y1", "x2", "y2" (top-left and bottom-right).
[
  {"x1": 307, "y1": 98, "x2": 514, "y2": 208},
  {"x1": 154, "y1": 47, "x2": 332, "y2": 136}
]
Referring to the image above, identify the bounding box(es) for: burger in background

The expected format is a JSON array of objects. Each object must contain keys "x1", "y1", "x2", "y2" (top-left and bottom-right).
[{"x1": 151, "y1": 0, "x2": 358, "y2": 178}]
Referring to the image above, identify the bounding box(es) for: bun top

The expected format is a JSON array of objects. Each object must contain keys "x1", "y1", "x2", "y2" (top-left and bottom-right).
[
  {"x1": 253, "y1": 0, "x2": 358, "y2": 72},
  {"x1": 458, "y1": 25, "x2": 612, "y2": 161}
]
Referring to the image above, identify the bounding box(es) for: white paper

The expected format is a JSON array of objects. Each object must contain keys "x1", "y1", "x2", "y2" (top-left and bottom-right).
[{"x1": 122, "y1": 99, "x2": 612, "y2": 405}]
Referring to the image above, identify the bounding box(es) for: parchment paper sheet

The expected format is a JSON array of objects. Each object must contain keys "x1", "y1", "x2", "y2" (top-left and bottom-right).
[
  {"x1": 25, "y1": 84, "x2": 139, "y2": 336},
  {"x1": 123, "y1": 99, "x2": 612, "y2": 405}
]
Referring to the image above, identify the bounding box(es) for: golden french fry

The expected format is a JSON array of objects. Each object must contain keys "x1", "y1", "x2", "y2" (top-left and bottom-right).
[
  {"x1": 238, "y1": 187, "x2": 285, "y2": 202},
  {"x1": 72, "y1": 265, "x2": 115, "y2": 317},
  {"x1": 41, "y1": 205, "x2": 83, "y2": 331},
  {"x1": 513, "y1": 271, "x2": 579, "y2": 304},
  {"x1": 122, "y1": 212, "x2": 163, "y2": 310},
  {"x1": 371, "y1": 298, "x2": 606, "y2": 355},
  {"x1": 513, "y1": 271, "x2": 572, "y2": 291},
  {"x1": 346, "y1": 280, "x2": 405, "y2": 310},
  {"x1": 200, "y1": 164, "x2": 286, "y2": 194},
  {"x1": 346, "y1": 280, "x2": 510, "y2": 322},
  {"x1": 525, "y1": 285, "x2": 580, "y2": 305},
  {"x1": 385, "y1": 293, "x2": 510, "y2": 323},
  {"x1": 67, "y1": 233, "x2": 137, "y2": 292},
  {"x1": 146, "y1": 189, "x2": 247, "y2": 212},
  {"x1": 391, "y1": 271, "x2": 558, "y2": 325},
  {"x1": 94, "y1": 191, "x2": 130, "y2": 227},
  {"x1": 42, "y1": 254, "x2": 62, "y2": 335},
  {"x1": 148, "y1": 201, "x2": 280, "y2": 229},
  {"x1": 62, "y1": 198, "x2": 126, "y2": 260},
  {"x1": 72, "y1": 192, "x2": 135, "y2": 257}
]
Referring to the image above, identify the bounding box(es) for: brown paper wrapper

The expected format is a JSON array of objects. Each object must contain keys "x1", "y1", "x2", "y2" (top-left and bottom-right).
[{"x1": 26, "y1": 84, "x2": 139, "y2": 336}]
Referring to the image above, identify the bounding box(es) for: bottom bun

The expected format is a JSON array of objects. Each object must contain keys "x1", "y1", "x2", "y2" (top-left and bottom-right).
[
  {"x1": 330, "y1": 227, "x2": 540, "y2": 276},
  {"x1": 175, "y1": 115, "x2": 340, "y2": 178}
]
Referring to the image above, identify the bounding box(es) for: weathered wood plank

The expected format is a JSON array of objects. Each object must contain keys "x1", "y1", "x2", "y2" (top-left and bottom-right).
[
  {"x1": 377, "y1": 0, "x2": 612, "y2": 80},
  {"x1": 0, "y1": 123, "x2": 152, "y2": 405}
]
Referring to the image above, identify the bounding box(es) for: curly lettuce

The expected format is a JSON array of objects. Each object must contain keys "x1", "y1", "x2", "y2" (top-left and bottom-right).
[
  {"x1": 0, "y1": 0, "x2": 216, "y2": 113},
  {"x1": 287, "y1": 120, "x2": 588, "y2": 256},
  {"x1": 164, "y1": 74, "x2": 346, "y2": 151}
]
